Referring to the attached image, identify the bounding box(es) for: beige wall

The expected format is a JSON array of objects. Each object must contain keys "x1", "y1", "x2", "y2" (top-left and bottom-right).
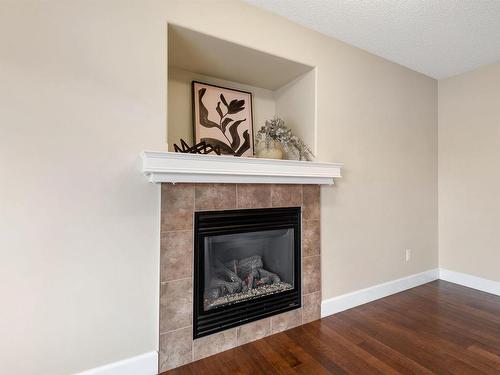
[
  {"x1": 320, "y1": 56, "x2": 438, "y2": 296},
  {"x1": 275, "y1": 69, "x2": 317, "y2": 155},
  {"x1": 0, "y1": 0, "x2": 438, "y2": 373},
  {"x1": 0, "y1": 1, "x2": 167, "y2": 375},
  {"x1": 439, "y1": 62, "x2": 500, "y2": 282}
]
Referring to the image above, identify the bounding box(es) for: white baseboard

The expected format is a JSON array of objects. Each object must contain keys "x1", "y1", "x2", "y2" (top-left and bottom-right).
[
  {"x1": 439, "y1": 268, "x2": 500, "y2": 296},
  {"x1": 73, "y1": 351, "x2": 158, "y2": 375},
  {"x1": 321, "y1": 269, "x2": 440, "y2": 317},
  {"x1": 70, "y1": 269, "x2": 498, "y2": 375}
]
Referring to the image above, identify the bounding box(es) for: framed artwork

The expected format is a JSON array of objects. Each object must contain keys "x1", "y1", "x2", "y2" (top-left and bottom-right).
[{"x1": 192, "y1": 81, "x2": 254, "y2": 157}]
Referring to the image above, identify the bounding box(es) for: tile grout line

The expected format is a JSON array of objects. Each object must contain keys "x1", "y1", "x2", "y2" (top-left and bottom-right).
[
  {"x1": 302, "y1": 254, "x2": 321, "y2": 260},
  {"x1": 300, "y1": 187, "x2": 306, "y2": 324},
  {"x1": 191, "y1": 339, "x2": 194, "y2": 363},
  {"x1": 160, "y1": 228, "x2": 193, "y2": 234},
  {"x1": 159, "y1": 324, "x2": 192, "y2": 336},
  {"x1": 235, "y1": 183, "x2": 239, "y2": 208},
  {"x1": 159, "y1": 185, "x2": 163, "y2": 371},
  {"x1": 191, "y1": 186, "x2": 195, "y2": 365},
  {"x1": 300, "y1": 184, "x2": 304, "y2": 208},
  {"x1": 303, "y1": 290, "x2": 321, "y2": 297},
  {"x1": 160, "y1": 276, "x2": 193, "y2": 284},
  {"x1": 160, "y1": 276, "x2": 192, "y2": 285},
  {"x1": 191, "y1": 185, "x2": 195, "y2": 364}
]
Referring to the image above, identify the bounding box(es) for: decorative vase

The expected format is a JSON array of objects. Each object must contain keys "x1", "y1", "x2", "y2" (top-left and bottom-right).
[{"x1": 255, "y1": 140, "x2": 284, "y2": 159}]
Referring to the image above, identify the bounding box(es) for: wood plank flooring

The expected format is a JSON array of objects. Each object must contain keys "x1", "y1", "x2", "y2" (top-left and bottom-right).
[{"x1": 163, "y1": 280, "x2": 500, "y2": 374}]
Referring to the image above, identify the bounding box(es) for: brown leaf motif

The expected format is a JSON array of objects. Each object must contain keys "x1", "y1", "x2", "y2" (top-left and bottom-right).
[
  {"x1": 197, "y1": 86, "x2": 249, "y2": 156},
  {"x1": 198, "y1": 88, "x2": 220, "y2": 129}
]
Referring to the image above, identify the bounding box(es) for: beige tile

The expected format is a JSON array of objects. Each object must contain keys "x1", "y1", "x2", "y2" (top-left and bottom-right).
[
  {"x1": 161, "y1": 183, "x2": 194, "y2": 232},
  {"x1": 271, "y1": 184, "x2": 302, "y2": 207},
  {"x1": 303, "y1": 292, "x2": 321, "y2": 324},
  {"x1": 193, "y1": 329, "x2": 237, "y2": 361},
  {"x1": 302, "y1": 185, "x2": 320, "y2": 220},
  {"x1": 236, "y1": 184, "x2": 271, "y2": 208},
  {"x1": 159, "y1": 327, "x2": 192, "y2": 372},
  {"x1": 237, "y1": 318, "x2": 271, "y2": 345},
  {"x1": 303, "y1": 220, "x2": 320, "y2": 257},
  {"x1": 160, "y1": 278, "x2": 192, "y2": 332},
  {"x1": 303, "y1": 256, "x2": 321, "y2": 294},
  {"x1": 161, "y1": 230, "x2": 193, "y2": 282},
  {"x1": 195, "y1": 184, "x2": 236, "y2": 210},
  {"x1": 271, "y1": 308, "x2": 302, "y2": 333}
]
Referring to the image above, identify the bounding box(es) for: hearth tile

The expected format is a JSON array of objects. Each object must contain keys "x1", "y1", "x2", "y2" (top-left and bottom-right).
[
  {"x1": 193, "y1": 328, "x2": 237, "y2": 361},
  {"x1": 303, "y1": 256, "x2": 321, "y2": 294},
  {"x1": 303, "y1": 292, "x2": 321, "y2": 323},
  {"x1": 271, "y1": 184, "x2": 302, "y2": 207},
  {"x1": 161, "y1": 183, "x2": 194, "y2": 232},
  {"x1": 160, "y1": 278, "x2": 192, "y2": 332},
  {"x1": 303, "y1": 220, "x2": 320, "y2": 257},
  {"x1": 159, "y1": 327, "x2": 192, "y2": 372},
  {"x1": 237, "y1": 318, "x2": 271, "y2": 345},
  {"x1": 195, "y1": 184, "x2": 236, "y2": 210},
  {"x1": 161, "y1": 230, "x2": 193, "y2": 282},
  {"x1": 302, "y1": 185, "x2": 320, "y2": 220},
  {"x1": 236, "y1": 184, "x2": 271, "y2": 208},
  {"x1": 271, "y1": 308, "x2": 303, "y2": 333}
]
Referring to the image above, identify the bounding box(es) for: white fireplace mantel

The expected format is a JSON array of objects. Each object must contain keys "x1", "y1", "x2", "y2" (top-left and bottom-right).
[{"x1": 141, "y1": 151, "x2": 342, "y2": 185}]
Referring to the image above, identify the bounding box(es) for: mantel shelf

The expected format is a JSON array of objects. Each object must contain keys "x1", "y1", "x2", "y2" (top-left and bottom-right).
[{"x1": 141, "y1": 151, "x2": 342, "y2": 185}]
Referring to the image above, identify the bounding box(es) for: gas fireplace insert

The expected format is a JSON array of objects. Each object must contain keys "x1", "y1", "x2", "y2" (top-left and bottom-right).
[{"x1": 193, "y1": 207, "x2": 301, "y2": 338}]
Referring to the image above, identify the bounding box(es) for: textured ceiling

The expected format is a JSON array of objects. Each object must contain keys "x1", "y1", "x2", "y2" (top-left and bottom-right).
[{"x1": 244, "y1": 0, "x2": 500, "y2": 79}]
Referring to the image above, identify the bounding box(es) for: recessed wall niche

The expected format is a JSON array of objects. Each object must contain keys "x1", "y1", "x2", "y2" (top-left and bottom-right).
[{"x1": 167, "y1": 24, "x2": 317, "y2": 157}]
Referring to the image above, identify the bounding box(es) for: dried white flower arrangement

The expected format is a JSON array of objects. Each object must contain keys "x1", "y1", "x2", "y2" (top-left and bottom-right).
[{"x1": 255, "y1": 117, "x2": 314, "y2": 161}]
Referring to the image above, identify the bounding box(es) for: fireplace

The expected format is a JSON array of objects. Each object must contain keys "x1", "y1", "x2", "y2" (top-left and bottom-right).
[
  {"x1": 193, "y1": 207, "x2": 301, "y2": 338},
  {"x1": 158, "y1": 183, "x2": 322, "y2": 371}
]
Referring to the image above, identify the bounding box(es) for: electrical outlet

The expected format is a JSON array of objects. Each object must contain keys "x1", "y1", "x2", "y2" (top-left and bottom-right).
[{"x1": 405, "y1": 249, "x2": 412, "y2": 263}]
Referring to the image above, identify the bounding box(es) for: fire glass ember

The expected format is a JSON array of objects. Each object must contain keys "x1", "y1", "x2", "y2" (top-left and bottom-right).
[
  {"x1": 202, "y1": 227, "x2": 296, "y2": 311},
  {"x1": 204, "y1": 255, "x2": 293, "y2": 309}
]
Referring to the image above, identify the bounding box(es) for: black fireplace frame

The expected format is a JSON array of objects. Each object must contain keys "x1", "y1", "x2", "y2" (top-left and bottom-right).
[{"x1": 193, "y1": 207, "x2": 301, "y2": 339}]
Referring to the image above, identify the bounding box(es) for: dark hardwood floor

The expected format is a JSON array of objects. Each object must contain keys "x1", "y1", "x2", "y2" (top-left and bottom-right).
[{"x1": 163, "y1": 280, "x2": 500, "y2": 374}]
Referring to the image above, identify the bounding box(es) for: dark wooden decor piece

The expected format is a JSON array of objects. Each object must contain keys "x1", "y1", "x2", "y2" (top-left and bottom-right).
[{"x1": 173, "y1": 139, "x2": 221, "y2": 155}]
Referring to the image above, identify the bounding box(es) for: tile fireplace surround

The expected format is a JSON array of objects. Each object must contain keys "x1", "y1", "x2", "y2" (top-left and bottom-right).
[{"x1": 159, "y1": 183, "x2": 321, "y2": 372}]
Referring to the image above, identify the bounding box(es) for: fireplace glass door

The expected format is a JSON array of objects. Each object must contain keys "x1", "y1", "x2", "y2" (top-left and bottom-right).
[
  {"x1": 194, "y1": 207, "x2": 301, "y2": 338},
  {"x1": 203, "y1": 228, "x2": 295, "y2": 311}
]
